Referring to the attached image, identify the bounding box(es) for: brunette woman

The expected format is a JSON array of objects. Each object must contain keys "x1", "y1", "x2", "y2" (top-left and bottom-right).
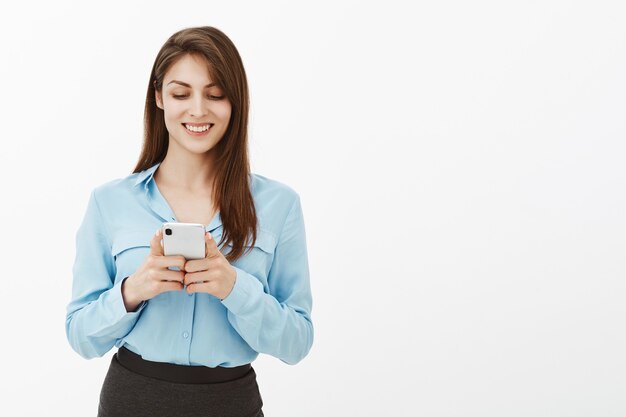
[{"x1": 66, "y1": 26, "x2": 313, "y2": 417}]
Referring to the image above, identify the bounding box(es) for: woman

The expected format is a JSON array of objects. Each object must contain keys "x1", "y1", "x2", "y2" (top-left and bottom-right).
[{"x1": 65, "y1": 26, "x2": 314, "y2": 417}]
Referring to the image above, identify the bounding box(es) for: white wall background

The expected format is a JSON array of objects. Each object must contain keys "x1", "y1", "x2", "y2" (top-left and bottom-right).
[{"x1": 1, "y1": 1, "x2": 625, "y2": 415}]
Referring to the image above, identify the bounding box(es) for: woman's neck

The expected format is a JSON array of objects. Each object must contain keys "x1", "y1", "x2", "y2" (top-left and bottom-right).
[{"x1": 155, "y1": 150, "x2": 216, "y2": 195}]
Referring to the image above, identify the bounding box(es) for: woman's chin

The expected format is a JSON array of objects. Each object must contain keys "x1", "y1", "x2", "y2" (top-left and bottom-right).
[{"x1": 169, "y1": 138, "x2": 220, "y2": 156}]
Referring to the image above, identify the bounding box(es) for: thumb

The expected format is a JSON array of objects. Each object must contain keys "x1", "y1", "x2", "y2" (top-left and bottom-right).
[
  {"x1": 205, "y1": 231, "x2": 219, "y2": 258},
  {"x1": 150, "y1": 228, "x2": 164, "y2": 256}
]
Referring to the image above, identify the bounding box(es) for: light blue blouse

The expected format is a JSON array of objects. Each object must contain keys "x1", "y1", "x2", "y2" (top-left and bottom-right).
[{"x1": 65, "y1": 163, "x2": 313, "y2": 367}]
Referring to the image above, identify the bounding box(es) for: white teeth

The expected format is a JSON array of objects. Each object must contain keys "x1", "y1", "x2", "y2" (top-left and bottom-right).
[{"x1": 184, "y1": 124, "x2": 211, "y2": 132}]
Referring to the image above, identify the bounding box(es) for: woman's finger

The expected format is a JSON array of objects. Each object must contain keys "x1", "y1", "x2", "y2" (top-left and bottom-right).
[
  {"x1": 157, "y1": 280, "x2": 185, "y2": 293},
  {"x1": 205, "y1": 232, "x2": 220, "y2": 258},
  {"x1": 155, "y1": 254, "x2": 187, "y2": 271},
  {"x1": 183, "y1": 270, "x2": 211, "y2": 286},
  {"x1": 184, "y1": 257, "x2": 210, "y2": 273},
  {"x1": 185, "y1": 280, "x2": 215, "y2": 295},
  {"x1": 149, "y1": 229, "x2": 164, "y2": 256},
  {"x1": 160, "y1": 269, "x2": 185, "y2": 283}
]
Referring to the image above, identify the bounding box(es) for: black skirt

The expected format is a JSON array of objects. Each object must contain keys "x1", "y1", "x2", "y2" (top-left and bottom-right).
[{"x1": 98, "y1": 347, "x2": 264, "y2": 417}]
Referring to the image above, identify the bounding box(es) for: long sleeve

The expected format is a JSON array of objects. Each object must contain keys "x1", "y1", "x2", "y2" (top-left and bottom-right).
[
  {"x1": 221, "y1": 195, "x2": 314, "y2": 365},
  {"x1": 65, "y1": 189, "x2": 146, "y2": 359}
]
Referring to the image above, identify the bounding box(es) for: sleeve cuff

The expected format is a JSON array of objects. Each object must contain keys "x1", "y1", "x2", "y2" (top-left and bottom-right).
[
  {"x1": 220, "y1": 266, "x2": 264, "y2": 315},
  {"x1": 112, "y1": 277, "x2": 147, "y2": 319}
]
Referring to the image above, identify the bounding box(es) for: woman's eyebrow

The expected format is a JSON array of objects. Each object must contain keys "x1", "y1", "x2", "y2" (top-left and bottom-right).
[{"x1": 166, "y1": 80, "x2": 216, "y2": 88}]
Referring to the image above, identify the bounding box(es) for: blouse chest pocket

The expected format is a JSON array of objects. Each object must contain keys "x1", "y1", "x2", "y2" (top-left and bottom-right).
[
  {"x1": 111, "y1": 230, "x2": 153, "y2": 277},
  {"x1": 217, "y1": 227, "x2": 277, "y2": 280}
]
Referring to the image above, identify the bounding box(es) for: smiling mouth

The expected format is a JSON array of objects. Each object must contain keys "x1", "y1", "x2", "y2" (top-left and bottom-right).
[{"x1": 183, "y1": 123, "x2": 214, "y2": 133}]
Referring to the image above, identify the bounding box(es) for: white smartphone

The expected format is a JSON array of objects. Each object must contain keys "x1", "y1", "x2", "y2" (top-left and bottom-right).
[{"x1": 161, "y1": 222, "x2": 206, "y2": 260}]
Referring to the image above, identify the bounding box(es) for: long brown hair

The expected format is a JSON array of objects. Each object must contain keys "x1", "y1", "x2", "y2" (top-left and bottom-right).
[{"x1": 133, "y1": 26, "x2": 257, "y2": 262}]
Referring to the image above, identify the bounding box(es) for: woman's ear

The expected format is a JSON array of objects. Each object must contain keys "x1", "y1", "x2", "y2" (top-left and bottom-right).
[{"x1": 155, "y1": 89, "x2": 163, "y2": 110}]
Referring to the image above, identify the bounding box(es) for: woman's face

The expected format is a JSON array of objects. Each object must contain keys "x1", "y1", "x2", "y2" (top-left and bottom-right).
[{"x1": 155, "y1": 54, "x2": 232, "y2": 157}]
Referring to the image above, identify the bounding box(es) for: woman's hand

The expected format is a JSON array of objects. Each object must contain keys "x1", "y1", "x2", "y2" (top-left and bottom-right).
[
  {"x1": 122, "y1": 229, "x2": 186, "y2": 311},
  {"x1": 183, "y1": 232, "x2": 237, "y2": 300}
]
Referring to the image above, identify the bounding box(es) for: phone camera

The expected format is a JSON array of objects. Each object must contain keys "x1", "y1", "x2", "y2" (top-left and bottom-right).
[{"x1": 165, "y1": 228, "x2": 172, "y2": 236}]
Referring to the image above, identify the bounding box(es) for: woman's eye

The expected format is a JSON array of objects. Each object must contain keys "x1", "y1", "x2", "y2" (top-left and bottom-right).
[{"x1": 171, "y1": 93, "x2": 224, "y2": 100}]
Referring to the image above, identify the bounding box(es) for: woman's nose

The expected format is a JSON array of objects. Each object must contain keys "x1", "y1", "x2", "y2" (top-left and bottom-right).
[{"x1": 189, "y1": 95, "x2": 206, "y2": 117}]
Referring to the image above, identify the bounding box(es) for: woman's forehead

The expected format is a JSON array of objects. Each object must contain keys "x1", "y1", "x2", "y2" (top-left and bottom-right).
[{"x1": 164, "y1": 54, "x2": 217, "y2": 86}]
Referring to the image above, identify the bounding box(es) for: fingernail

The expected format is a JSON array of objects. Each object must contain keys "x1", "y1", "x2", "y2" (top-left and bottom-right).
[
  {"x1": 156, "y1": 229, "x2": 161, "y2": 236},
  {"x1": 207, "y1": 232, "x2": 213, "y2": 240}
]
